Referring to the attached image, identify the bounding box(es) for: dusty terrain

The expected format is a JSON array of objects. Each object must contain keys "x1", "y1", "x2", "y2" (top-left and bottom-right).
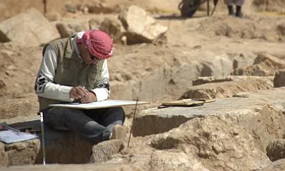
[{"x1": 0, "y1": 0, "x2": 285, "y2": 170}]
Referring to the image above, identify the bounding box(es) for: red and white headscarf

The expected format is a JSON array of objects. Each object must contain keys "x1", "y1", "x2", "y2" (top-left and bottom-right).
[{"x1": 77, "y1": 30, "x2": 113, "y2": 59}]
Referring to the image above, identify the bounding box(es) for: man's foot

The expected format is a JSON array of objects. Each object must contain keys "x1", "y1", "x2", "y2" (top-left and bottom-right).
[{"x1": 110, "y1": 124, "x2": 128, "y2": 140}]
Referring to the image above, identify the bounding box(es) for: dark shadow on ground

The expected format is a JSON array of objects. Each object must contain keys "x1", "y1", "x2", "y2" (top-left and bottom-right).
[{"x1": 154, "y1": 14, "x2": 210, "y2": 20}]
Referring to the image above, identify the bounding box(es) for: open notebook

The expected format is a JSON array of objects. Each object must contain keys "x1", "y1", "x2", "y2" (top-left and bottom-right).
[{"x1": 0, "y1": 130, "x2": 38, "y2": 144}]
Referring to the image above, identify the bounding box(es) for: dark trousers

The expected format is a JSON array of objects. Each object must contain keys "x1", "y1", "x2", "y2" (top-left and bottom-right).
[{"x1": 43, "y1": 107, "x2": 125, "y2": 144}]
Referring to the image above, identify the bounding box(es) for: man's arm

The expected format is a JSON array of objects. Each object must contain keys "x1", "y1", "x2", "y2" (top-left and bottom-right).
[
  {"x1": 35, "y1": 45, "x2": 110, "y2": 103},
  {"x1": 35, "y1": 45, "x2": 73, "y2": 102}
]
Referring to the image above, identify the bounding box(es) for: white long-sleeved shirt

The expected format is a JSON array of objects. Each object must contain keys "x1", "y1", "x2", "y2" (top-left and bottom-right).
[{"x1": 35, "y1": 32, "x2": 110, "y2": 102}]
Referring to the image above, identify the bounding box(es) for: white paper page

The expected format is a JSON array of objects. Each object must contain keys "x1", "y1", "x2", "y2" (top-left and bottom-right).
[
  {"x1": 49, "y1": 99, "x2": 148, "y2": 109},
  {"x1": 0, "y1": 130, "x2": 38, "y2": 144}
]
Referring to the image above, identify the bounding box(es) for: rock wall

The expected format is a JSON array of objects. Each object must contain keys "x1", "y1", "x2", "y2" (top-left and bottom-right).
[{"x1": 0, "y1": 140, "x2": 40, "y2": 166}]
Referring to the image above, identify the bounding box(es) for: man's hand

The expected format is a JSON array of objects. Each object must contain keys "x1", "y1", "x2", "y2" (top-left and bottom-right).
[
  {"x1": 80, "y1": 91, "x2": 97, "y2": 103},
  {"x1": 70, "y1": 86, "x2": 97, "y2": 103},
  {"x1": 70, "y1": 86, "x2": 88, "y2": 100}
]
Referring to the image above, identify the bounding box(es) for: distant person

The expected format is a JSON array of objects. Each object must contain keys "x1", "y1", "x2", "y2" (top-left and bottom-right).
[
  {"x1": 179, "y1": 0, "x2": 204, "y2": 17},
  {"x1": 178, "y1": 0, "x2": 220, "y2": 18},
  {"x1": 226, "y1": 0, "x2": 244, "y2": 17},
  {"x1": 35, "y1": 29, "x2": 126, "y2": 144}
]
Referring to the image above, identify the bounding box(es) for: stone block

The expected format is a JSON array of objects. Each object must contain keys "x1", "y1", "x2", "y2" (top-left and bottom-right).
[
  {"x1": 133, "y1": 88, "x2": 285, "y2": 139},
  {"x1": 0, "y1": 8, "x2": 60, "y2": 46},
  {"x1": 119, "y1": 5, "x2": 168, "y2": 44},
  {"x1": 181, "y1": 76, "x2": 272, "y2": 100},
  {"x1": 5, "y1": 139, "x2": 40, "y2": 166},
  {"x1": 150, "y1": 116, "x2": 271, "y2": 171}
]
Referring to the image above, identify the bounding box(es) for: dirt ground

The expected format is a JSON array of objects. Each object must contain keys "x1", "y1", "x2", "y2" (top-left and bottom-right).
[
  {"x1": 0, "y1": 0, "x2": 285, "y2": 169},
  {"x1": 0, "y1": 0, "x2": 285, "y2": 120}
]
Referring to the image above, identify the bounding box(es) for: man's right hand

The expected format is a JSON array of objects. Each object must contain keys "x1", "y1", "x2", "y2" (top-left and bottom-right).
[{"x1": 70, "y1": 86, "x2": 89, "y2": 101}]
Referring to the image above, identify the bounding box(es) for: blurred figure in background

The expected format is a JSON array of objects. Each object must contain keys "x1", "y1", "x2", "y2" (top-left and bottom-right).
[{"x1": 225, "y1": 0, "x2": 245, "y2": 17}]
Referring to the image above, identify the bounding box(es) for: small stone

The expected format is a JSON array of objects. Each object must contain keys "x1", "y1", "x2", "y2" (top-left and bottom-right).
[{"x1": 90, "y1": 139, "x2": 124, "y2": 163}]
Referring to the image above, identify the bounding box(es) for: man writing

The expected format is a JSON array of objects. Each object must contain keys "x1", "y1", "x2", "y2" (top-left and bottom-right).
[{"x1": 35, "y1": 30, "x2": 126, "y2": 144}]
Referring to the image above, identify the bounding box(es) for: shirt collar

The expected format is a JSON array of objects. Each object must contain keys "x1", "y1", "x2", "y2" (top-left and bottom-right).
[{"x1": 71, "y1": 31, "x2": 85, "y2": 61}]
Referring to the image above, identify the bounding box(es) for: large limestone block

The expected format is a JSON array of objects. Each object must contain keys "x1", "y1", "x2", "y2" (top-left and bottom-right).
[
  {"x1": 119, "y1": 5, "x2": 168, "y2": 44},
  {"x1": 5, "y1": 139, "x2": 40, "y2": 166},
  {"x1": 0, "y1": 8, "x2": 60, "y2": 46},
  {"x1": 181, "y1": 76, "x2": 273, "y2": 100},
  {"x1": 233, "y1": 53, "x2": 285, "y2": 76},
  {"x1": 151, "y1": 116, "x2": 271, "y2": 171},
  {"x1": 133, "y1": 88, "x2": 285, "y2": 144}
]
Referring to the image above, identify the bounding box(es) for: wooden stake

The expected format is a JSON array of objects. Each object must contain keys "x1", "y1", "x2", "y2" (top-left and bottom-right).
[{"x1": 127, "y1": 98, "x2": 139, "y2": 148}]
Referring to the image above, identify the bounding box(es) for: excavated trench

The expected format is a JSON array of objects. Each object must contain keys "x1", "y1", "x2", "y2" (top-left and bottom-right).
[
  {"x1": 0, "y1": 0, "x2": 285, "y2": 169},
  {"x1": 2, "y1": 52, "x2": 285, "y2": 168}
]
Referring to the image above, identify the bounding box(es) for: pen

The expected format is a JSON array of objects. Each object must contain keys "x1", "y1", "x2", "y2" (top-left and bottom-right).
[{"x1": 73, "y1": 86, "x2": 93, "y2": 103}]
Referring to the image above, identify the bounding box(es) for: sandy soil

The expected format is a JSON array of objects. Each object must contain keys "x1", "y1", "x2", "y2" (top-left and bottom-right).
[
  {"x1": 0, "y1": 0, "x2": 284, "y2": 120},
  {"x1": 0, "y1": 0, "x2": 285, "y2": 169}
]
